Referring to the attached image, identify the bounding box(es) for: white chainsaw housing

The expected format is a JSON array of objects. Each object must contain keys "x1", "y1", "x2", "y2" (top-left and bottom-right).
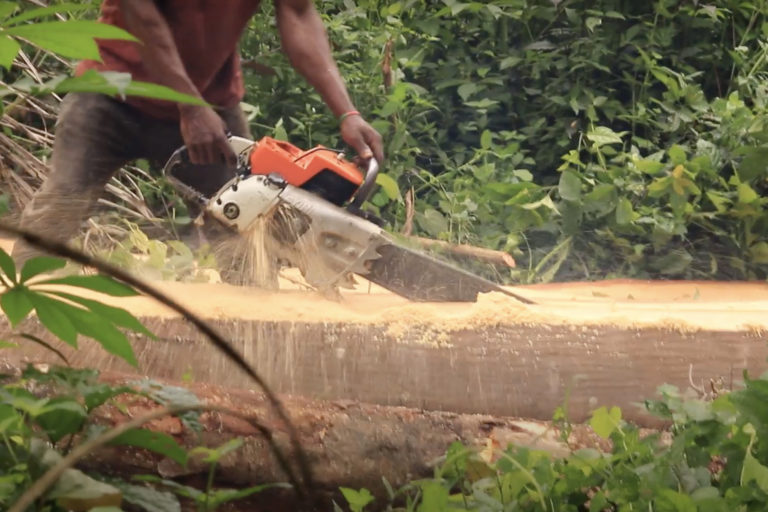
[
  {"x1": 207, "y1": 174, "x2": 284, "y2": 232},
  {"x1": 204, "y1": 167, "x2": 388, "y2": 294}
]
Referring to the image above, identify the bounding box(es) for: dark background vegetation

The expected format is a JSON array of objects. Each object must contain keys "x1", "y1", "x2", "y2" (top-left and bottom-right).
[{"x1": 237, "y1": 0, "x2": 768, "y2": 283}]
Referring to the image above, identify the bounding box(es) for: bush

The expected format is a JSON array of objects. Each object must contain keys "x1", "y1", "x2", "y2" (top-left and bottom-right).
[
  {"x1": 340, "y1": 372, "x2": 768, "y2": 511},
  {"x1": 240, "y1": 0, "x2": 768, "y2": 283}
]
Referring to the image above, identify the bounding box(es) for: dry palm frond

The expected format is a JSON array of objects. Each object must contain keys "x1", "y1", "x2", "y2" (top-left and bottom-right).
[{"x1": 1, "y1": 43, "x2": 177, "y2": 241}]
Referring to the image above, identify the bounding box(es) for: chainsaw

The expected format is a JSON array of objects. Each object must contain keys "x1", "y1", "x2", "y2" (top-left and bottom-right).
[{"x1": 162, "y1": 135, "x2": 532, "y2": 304}]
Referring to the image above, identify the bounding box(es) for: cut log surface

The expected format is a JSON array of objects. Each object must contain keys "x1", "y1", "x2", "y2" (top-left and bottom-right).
[{"x1": 1, "y1": 237, "x2": 767, "y2": 425}]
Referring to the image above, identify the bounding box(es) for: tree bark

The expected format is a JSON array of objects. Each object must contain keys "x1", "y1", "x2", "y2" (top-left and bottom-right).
[{"x1": 67, "y1": 371, "x2": 581, "y2": 511}]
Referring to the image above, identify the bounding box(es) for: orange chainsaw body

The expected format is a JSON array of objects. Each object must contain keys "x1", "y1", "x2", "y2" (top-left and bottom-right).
[{"x1": 248, "y1": 137, "x2": 363, "y2": 206}]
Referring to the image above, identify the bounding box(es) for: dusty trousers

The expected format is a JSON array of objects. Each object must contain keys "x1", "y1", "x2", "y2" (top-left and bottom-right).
[{"x1": 12, "y1": 92, "x2": 251, "y2": 265}]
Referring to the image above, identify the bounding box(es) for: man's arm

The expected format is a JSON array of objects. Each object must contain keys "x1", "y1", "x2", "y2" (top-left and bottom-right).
[
  {"x1": 118, "y1": 0, "x2": 236, "y2": 166},
  {"x1": 275, "y1": 0, "x2": 384, "y2": 163}
]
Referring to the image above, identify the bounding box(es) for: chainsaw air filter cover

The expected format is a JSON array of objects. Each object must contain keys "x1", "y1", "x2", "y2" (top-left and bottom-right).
[{"x1": 248, "y1": 137, "x2": 363, "y2": 206}]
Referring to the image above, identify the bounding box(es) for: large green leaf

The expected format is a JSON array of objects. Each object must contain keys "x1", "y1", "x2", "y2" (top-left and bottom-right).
[
  {"x1": 3, "y1": 3, "x2": 91, "y2": 26},
  {"x1": 0, "y1": 403, "x2": 22, "y2": 434},
  {"x1": 48, "y1": 468, "x2": 123, "y2": 511},
  {"x1": 110, "y1": 428, "x2": 188, "y2": 466},
  {"x1": 589, "y1": 406, "x2": 622, "y2": 439},
  {"x1": 26, "y1": 292, "x2": 78, "y2": 346},
  {"x1": 558, "y1": 171, "x2": 582, "y2": 202},
  {"x1": 82, "y1": 383, "x2": 135, "y2": 412},
  {"x1": 0, "y1": 286, "x2": 33, "y2": 326},
  {"x1": 341, "y1": 487, "x2": 375, "y2": 512},
  {"x1": 110, "y1": 481, "x2": 181, "y2": 512},
  {"x1": 654, "y1": 489, "x2": 696, "y2": 512},
  {"x1": 52, "y1": 70, "x2": 209, "y2": 106},
  {"x1": 69, "y1": 306, "x2": 138, "y2": 367},
  {"x1": 42, "y1": 298, "x2": 138, "y2": 366},
  {"x1": 20, "y1": 256, "x2": 67, "y2": 283},
  {"x1": 35, "y1": 274, "x2": 138, "y2": 297},
  {"x1": 375, "y1": 173, "x2": 402, "y2": 201},
  {"x1": 35, "y1": 397, "x2": 87, "y2": 443},
  {"x1": 44, "y1": 291, "x2": 155, "y2": 339},
  {"x1": 741, "y1": 425, "x2": 768, "y2": 494},
  {"x1": 4, "y1": 21, "x2": 137, "y2": 60},
  {"x1": 0, "y1": 35, "x2": 19, "y2": 69},
  {"x1": 736, "y1": 146, "x2": 768, "y2": 182},
  {"x1": 0, "y1": 1, "x2": 17, "y2": 20},
  {"x1": 586, "y1": 126, "x2": 624, "y2": 147},
  {"x1": 417, "y1": 481, "x2": 448, "y2": 512},
  {"x1": 208, "y1": 483, "x2": 291, "y2": 509},
  {"x1": 0, "y1": 248, "x2": 17, "y2": 284},
  {"x1": 615, "y1": 197, "x2": 635, "y2": 225}
]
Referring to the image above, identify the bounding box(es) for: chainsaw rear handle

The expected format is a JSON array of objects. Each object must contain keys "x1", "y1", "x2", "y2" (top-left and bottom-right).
[
  {"x1": 162, "y1": 130, "x2": 236, "y2": 174},
  {"x1": 348, "y1": 157, "x2": 379, "y2": 211}
]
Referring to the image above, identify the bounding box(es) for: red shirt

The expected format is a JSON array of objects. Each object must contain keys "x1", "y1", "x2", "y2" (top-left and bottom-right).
[{"x1": 77, "y1": 0, "x2": 261, "y2": 120}]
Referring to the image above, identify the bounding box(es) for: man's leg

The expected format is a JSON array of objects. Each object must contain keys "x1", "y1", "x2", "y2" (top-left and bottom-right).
[{"x1": 12, "y1": 94, "x2": 139, "y2": 265}]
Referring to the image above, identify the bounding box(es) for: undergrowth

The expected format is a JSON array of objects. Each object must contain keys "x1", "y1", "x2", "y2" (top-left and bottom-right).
[
  {"x1": 240, "y1": 0, "x2": 768, "y2": 283},
  {"x1": 339, "y1": 373, "x2": 768, "y2": 512}
]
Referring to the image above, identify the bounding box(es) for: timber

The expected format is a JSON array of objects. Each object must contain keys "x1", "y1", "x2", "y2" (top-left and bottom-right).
[
  {"x1": 2, "y1": 277, "x2": 767, "y2": 426},
  {"x1": 24, "y1": 369, "x2": 581, "y2": 511}
]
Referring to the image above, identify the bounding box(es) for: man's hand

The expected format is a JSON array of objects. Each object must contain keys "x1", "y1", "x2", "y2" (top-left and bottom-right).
[
  {"x1": 275, "y1": 0, "x2": 385, "y2": 163},
  {"x1": 179, "y1": 105, "x2": 237, "y2": 166},
  {"x1": 120, "y1": 1, "x2": 236, "y2": 167},
  {"x1": 340, "y1": 115, "x2": 384, "y2": 164}
]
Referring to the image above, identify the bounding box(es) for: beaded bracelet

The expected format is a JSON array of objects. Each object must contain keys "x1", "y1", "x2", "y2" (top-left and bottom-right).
[{"x1": 339, "y1": 110, "x2": 361, "y2": 123}]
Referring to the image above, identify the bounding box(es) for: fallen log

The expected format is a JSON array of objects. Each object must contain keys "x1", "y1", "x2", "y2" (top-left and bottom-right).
[
  {"x1": 27, "y1": 370, "x2": 589, "y2": 511},
  {"x1": 407, "y1": 235, "x2": 516, "y2": 268}
]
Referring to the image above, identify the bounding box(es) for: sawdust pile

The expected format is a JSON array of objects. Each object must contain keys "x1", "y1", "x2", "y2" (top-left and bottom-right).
[{"x1": 382, "y1": 292, "x2": 535, "y2": 339}]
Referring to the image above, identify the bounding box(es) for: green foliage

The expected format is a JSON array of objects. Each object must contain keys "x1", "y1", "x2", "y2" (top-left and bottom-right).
[
  {"x1": 240, "y1": 0, "x2": 768, "y2": 282},
  {"x1": 0, "y1": 365, "x2": 281, "y2": 511},
  {"x1": 135, "y1": 474, "x2": 289, "y2": 512},
  {"x1": 339, "y1": 372, "x2": 768, "y2": 511},
  {"x1": 0, "y1": 248, "x2": 151, "y2": 366},
  {"x1": 0, "y1": 1, "x2": 207, "y2": 107},
  {"x1": 0, "y1": 6, "x2": 281, "y2": 511},
  {"x1": 98, "y1": 223, "x2": 221, "y2": 283}
]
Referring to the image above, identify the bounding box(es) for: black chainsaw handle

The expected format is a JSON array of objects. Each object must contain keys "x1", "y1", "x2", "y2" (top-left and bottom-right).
[
  {"x1": 349, "y1": 157, "x2": 380, "y2": 211},
  {"x1": 162, "y1": 130, "x2": 235, "y2": 175}
]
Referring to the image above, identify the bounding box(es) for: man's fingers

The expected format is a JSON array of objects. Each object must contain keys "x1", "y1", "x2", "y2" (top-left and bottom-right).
[
  {"x1": 365, "y1": 129, "x2": 385, "y2": 164},
  {"x1": 218, "y1": 138, "x2": 238, "y2": 167},
  {"x1": 349, "y1": 134, "x2": 373, "y2": 160},
  {"x1": 188, "y1": 144, "x2": 204, "y2": 165},
  {"x1": 202, "y1": 142, "x2": 218, "y2": 166}
]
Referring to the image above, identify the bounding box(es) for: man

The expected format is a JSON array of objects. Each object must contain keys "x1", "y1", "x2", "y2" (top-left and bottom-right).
[{"x1": 13, "y1": 0, "x2": 384, "y2": 264}]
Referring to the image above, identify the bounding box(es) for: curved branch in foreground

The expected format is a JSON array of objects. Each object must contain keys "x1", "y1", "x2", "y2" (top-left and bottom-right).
[
  {"x1": 0, "y1": 222, "x2": 316, "y2": 504},
  {"x1": 9, "y1": 404, "x2": 297, "y2": 512}
]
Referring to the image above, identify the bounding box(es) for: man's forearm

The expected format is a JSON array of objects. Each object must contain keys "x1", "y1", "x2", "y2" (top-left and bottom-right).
[
  {"x1": 275, "y1": 0, "x2": 356, "y2": 118},
  {"x1": 118, "y1": 0, "x2": 203, "y2": 110}
]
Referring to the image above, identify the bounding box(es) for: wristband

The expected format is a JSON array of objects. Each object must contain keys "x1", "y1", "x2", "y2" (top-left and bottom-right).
[{"x1": 339, "y1": 110, "x2": 361, "y2": 123}]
